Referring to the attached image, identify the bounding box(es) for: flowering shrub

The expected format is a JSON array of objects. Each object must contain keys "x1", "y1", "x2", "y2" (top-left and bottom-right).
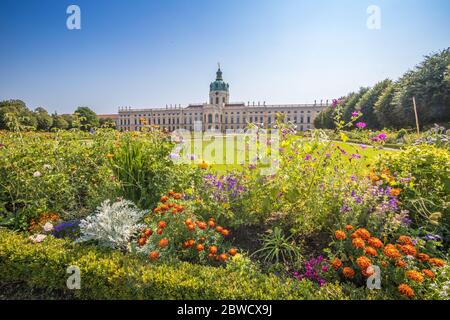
[
  {"x1": 328, "y1": 226, "x2": 447, "y2": 299},
  {"x1": 294, "y1": 256, "x2": 331, "y2": 287},
  {"x1": 0, "y1": 130, "x2": 119, "y2": 230},
  {"x1": 133, "y1": 192, "x2": 237, "y2": 264},
  {"x1": 77, "y1": 199, "x2": 146, "y2": 251},
  {"x1": 375, "y1": 145, "x2": 450, "y2": 246}
]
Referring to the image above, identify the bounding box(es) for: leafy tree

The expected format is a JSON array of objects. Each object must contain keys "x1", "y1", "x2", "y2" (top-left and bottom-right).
[
  {"x1": 355, "y1": 79, "x2": 392, "y2": 129},
  {"x1": 34, "y1": 107, "x2": 53, "y2": 131},
  {"x1": 74, "y1": 106, "x2": 99, "y2": 130},
  {"x1": 0, "y1": 100, "x2": 37, "y2": 131},
  {"x1": 392, "y1": 48, "x2": 450, "y2": 128},
  {"x1": 99, "y1": 117, "x2": 117, "y2": 128},
  {"x1": 314, "y1": 107, "x2": 335, "y2": 129},
  {"x1": 51, "y1": 113, "x2": 69, "y2": 130},
  {"x1": 374, "y1": 82, "x2": 398, "y2": 128},
  {"x1": 61, "y1": 114, "x2": 74, "y2": 128},
  {"x1": 342, "y1": 88, "x2": 370, "y2": 122}
]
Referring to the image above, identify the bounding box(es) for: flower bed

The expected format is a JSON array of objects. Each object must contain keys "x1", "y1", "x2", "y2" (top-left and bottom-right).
[{"x1": 0, "y1": 227, "x2": 324, "y2": 300}]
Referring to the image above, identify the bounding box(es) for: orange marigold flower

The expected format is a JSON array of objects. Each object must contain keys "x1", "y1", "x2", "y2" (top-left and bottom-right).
[
  {"x1": 196, "y1": 244, "x2": 204, "y2": 252},
  {"x1": 429, "y1": 258, "x2": 445, "y2": 268},
  {"x1": 398, "y1": 235, "x2": 413, "y2": 246},
  {"x1": 370, "y1": 173, "x2": 380, "y2": 182},
  {"x1": 406, "y1": 270, "x2": 424, "y2": 283},
  {"x1": 368, "y1": 237, "x2": 383, "y2": 249},
  {"x1": 364, "y1": 246, "x2": 378, "y2": 257},
  {"x1": 417, "y1": 253, "x2": 430, "y2": 262},
  {"x1": 219, "y1": 253, "x2": 228, "y2": 262},
  {"x1": 221, "y1": 229, "x2": 230, "y2": 237},
  {"x1": 398, "y1": 284, "x2": 415, "y2": 298},
  {"x1": 345, "y1": 225, "x2": 354, "y2": 230},
  {"x1": 356, "y1": 256, "x2": 372, "y2": 269},
  {"x1": 216, "y1": 226, "x2": 224, "y2": 233},
  {"x1": 228, "y1": 248, "x2": 238, "y2": 256},
  {"x1": 422, "y1": 269, "x2": 435, "y2": 279},
  {"x1": 352, "y1": 237, "x2": 365, "y2": 249},
  {"x1": 209, "y1": 246, "x2": 218, "y2": 254},
  {"x1": 158, "y1": 221, "x2": 167, "y2": 229},
  {"x1": 335, "y1": 230, "x2": 346, "y2": 240},
  {"x1": 342, "y1": 267, "x2": 355, "y2": 279},
  {"x1": 351, "y1": 232, "x2": 359, "y2": 239},
  {"x1": 361, "y1": 266, "x2": 375, "y2": 277},
  {"x1": 355, "y1": 228, "x2": 371, "y2": 240},
  {"x1": 158, "y1": 238, "x2": 169, "y2": 248},
  {"x1": 208, "y1": 219, "x2": 216, "y2": 228},
  {"x1": 381, "y1": 261, "x2": 388, "y2": 268},
  {"x1": 331, "y1": 258, "x2": 343, "y2": 270},
  {"x1": 400, "y1": 245, "x2": 417, "y2": 256},
  {"x1": 149, "y1": 251, "x2": 160, "y2": 261},
  {"x1": 384, "y1": 244, "x2": 402, "y2": 260},
  {"x1": 396, "y1": 259, "x2": 406, "y2": 268},
  {"x1": 160, "y1": 196, "x2": 169, "y2": 203},
  {"x1": 390, "y1": 188, "x2": 402, "y2": 197},
  {"x1": 197, "y1": 221, "x2": 207, "y2": 230}
]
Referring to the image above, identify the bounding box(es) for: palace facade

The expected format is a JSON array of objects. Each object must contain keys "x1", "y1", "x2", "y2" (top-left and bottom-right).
[{"x1": 117, "y1": 67, "x2": 329, "y2": 132}]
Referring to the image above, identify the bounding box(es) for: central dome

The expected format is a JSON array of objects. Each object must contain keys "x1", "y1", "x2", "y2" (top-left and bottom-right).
[{"x1": 210, "y1": 67, "x2": 229, "y2": 92}]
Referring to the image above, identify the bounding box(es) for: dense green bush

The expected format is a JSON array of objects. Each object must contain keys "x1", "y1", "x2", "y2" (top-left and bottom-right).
[
  {"x1": 376, "y1": 145, "x2": 450, "y2": 244},
  {"x1": 0, "y1": 227, "x2": 333, "y2": 300},
  {"x1": 0, "y1": 130, "x2": 118, "y2": 229},
  {"x1": 108, "y1": 130, "x2": 203, "y2": 210}
]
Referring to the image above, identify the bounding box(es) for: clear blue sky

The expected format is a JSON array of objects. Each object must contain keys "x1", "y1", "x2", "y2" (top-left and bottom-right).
[{"x1": 0, "y1": 0, "x2": 449, "y2": 114}]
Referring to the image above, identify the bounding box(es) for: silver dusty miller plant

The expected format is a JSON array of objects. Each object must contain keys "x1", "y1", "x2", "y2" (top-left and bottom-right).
[{"x1": 76, "y1": 199, "x2": 146, "y2": 251}]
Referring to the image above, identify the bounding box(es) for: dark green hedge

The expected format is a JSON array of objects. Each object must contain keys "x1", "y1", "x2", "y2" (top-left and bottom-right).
[{"x1": 0, "y1": 228, "x2": 331, "y2": 300}]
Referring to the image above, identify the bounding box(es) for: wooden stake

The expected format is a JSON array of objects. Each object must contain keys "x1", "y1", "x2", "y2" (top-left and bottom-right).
[{"x1": 413, "y1": 97, "x2": 420, "y2": 134}]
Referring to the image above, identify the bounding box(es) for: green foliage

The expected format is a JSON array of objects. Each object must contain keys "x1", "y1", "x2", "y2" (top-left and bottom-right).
[
  {"x1": 51, "y1": 113, "x2": 69, "y2": 130},
  {"x1": 252, "y1": 227, "x2": 303, "y2": 269},
  {"x1": 342, "y1": 88, "x2": 370, "y2": 123},
  {"x1": 377, "y1": 145, "x2": 450, "y2": 244},
  {"x1": 0, "y1": 130, "x2": 119, "y2": 229},
  {"x1": 375, "y1": 82, "x2": 398, "y2": 128},
  {"x1": 35, "y1": 107, "x2": 53, "y2": 131},
  {"x1": 74, "y1": 106, "x2": 99, "y2": 130},
  {"x1": 0, "y1": 227, "x2": 321, "y2": 300},
  {"x1": 108, "y1": 131, "x2": 201, "y2": 209},
  {"x1": 392, "y1": 48, "x2": 450, "y2": 128},
  {"x1": 356, "y1": 79, "x2": 392, "y2": 129}
]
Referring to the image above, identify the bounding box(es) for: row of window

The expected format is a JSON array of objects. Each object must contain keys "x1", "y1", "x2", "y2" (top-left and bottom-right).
[
  {"x1": 119, "y1": 109, "x2": 318, "y2": 119},
  {"x1": 120, "y1": 115, "x2": 312, "y2": 127}
]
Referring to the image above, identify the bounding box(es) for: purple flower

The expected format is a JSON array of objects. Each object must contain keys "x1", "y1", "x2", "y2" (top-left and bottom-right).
[
  {"x1": 332, "y1": 99, "x2": 339, "y2": 108},
  {"x1": 356, "y1": 122, "x2": 366, "y2": 129},
  {"x1": 350, "y1": 153, "x2": 361, "y2": 159},
  {"x1": 169, "y1": 153, "x2": 179, "y2": 159},
  {"x1": 304, "y1": 154, "x2": 312, "y2": 161},
  {"x1": 377, "y1": 133, "x2": 387, "y2": 141},
  {"x1": 248, "y1": 164, "x2": 257, "y2": 170}
]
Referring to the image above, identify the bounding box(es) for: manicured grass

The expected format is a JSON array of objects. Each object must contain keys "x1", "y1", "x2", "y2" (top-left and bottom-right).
[{"x1": 178, "y1": 134, "x2": 393, "y2": 172}]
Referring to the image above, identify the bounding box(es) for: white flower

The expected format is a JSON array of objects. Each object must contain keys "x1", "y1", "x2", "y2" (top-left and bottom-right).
[
  {"x1": 29, "y1": 234, "x2": 47, "y2": 243},
  {"x1": 43, "y1": 164, "x2": 52, "y2": 170},
  {"x1": 43, "y1": 222, "x2": 54, "y2": 232},
  {"x1": 33, "y1": 171, "x2": 42, "y2": 177}
]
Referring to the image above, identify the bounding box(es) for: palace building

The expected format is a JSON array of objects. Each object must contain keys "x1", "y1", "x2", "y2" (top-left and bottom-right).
[{"x1": 117, "y1": 67, "x2": 329, "y2": 132}]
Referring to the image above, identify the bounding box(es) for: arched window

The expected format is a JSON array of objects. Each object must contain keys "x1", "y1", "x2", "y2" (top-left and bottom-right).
[
  {"x1": 216, "y1": 97, "x2": 219, "y2": 104},
  {"x1": 208, "y1": 114, "x2": 213, "y2": 124}
]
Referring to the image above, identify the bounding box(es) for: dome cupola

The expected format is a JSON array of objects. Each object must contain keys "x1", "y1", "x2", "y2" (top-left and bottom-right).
[{"x1": 210, "y1": 65, "x2": 229, "y2": 92}]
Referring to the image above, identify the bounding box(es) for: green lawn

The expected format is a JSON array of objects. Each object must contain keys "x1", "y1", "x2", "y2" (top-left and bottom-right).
[{"x1": 177, "y1": 134, "x2": 394, "y2": 172}]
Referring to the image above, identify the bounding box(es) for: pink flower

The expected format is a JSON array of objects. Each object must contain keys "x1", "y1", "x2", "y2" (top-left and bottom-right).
[
  {"x1": 352, "y1": 111, "x2": 359, "y2": 117},
  {"x1": 356, "y1": 122, "x2": 366, "y2": 129},
  {"x1": 377, "y1": 133, "x2": 387, "y2": 141}
]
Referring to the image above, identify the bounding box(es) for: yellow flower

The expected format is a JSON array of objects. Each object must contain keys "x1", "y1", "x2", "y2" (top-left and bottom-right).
[{"x1": 198, "y1": 161, "x2": 209, "y2": 169}]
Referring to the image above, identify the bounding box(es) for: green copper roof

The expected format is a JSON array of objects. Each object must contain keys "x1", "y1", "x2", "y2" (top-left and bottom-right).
[{"x1": 210, "y1": 67, "x2": 229, "y2": 92}]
